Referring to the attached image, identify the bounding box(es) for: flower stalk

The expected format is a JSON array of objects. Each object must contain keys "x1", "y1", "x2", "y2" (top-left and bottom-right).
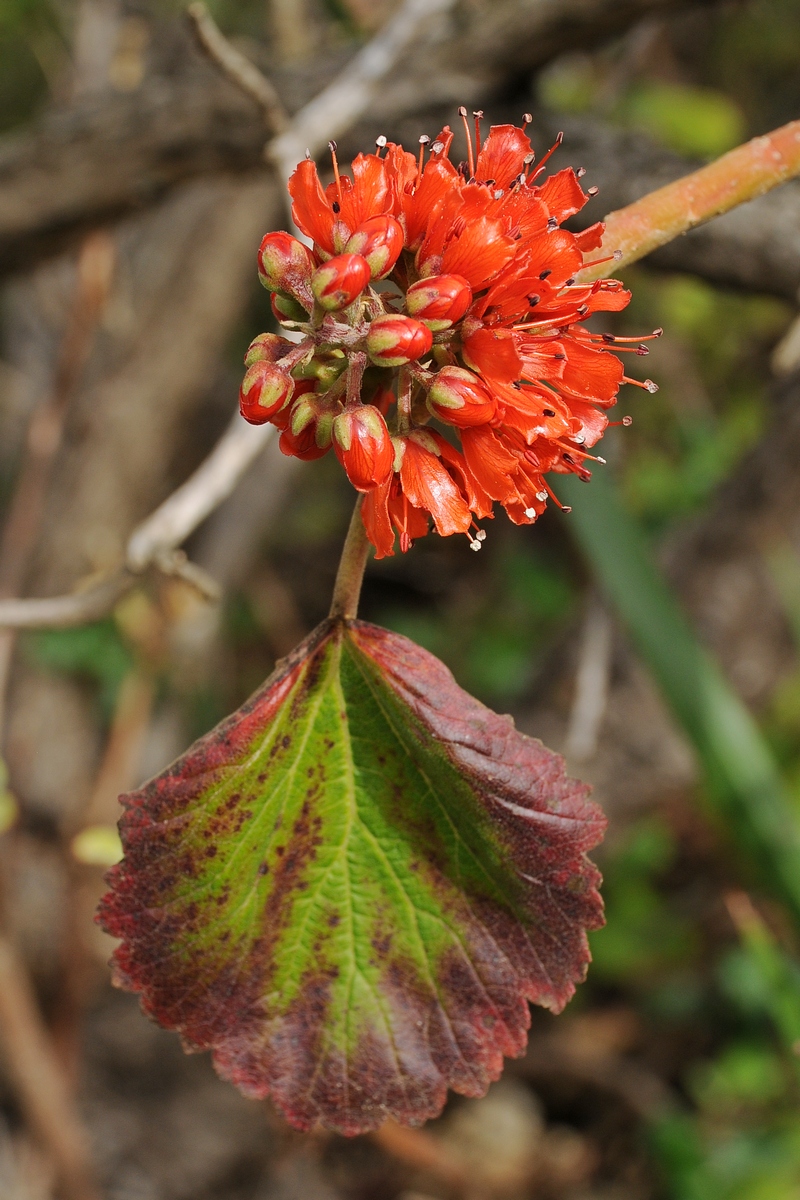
[{"x1": 329, "y1": 496, "x2": 370, "y2": 621}]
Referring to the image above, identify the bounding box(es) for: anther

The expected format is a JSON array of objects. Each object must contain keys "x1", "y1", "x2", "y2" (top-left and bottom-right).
[
  {"x1": 602, "y1": 333, "x2": 616, "y2": 342},
  {"x1": 587, "y1": 185, "x2": 599, "y2": 197},
  {"x1": 524, "y1": 507, "x2": 537, "y2": 518},
  {"x1": 332, "y1": 201, "x2": 341, "y2": 214},
  {"x1": 613, "y1": 249, "x2": 623, "y2": 259},
  {"x1": 375, "y1": 135, "x2": 387, "y2": 153},
  {"x1": 576, "y1": 166, "x2": 586, "y2": 177},
  {"x1": 431, "y1": 141, "x2": 444, "y2": 155},
  {"x1": 536, "y1": 491, "x2": 548, "y2": 502},
  {"x1": 543, "y1": 409, "x2": 555, "y2": 417},
  {"x1": 564, "y1": 277, "x2": 575, "y2": 287},
  {"x1": 419, "y1": 134, "x2": 431, "y2": 145},
  {"x1": 476, "y1": 529, "x2": 487, "y2": 541},
  {"x1": 469, "y1": 539, "x2": 482, "y2": 551},
  {"x1": 528, "y1": 294, "x2": 540, "y2": 306},
  {"x1": 547, "y1": 216, "x2": 559, "y2": 230},
  {"x1": 522, "y1": 112, "x2": 532, "y2": 129},
  {"x1": 539, "y1": 269, "x2": 552, "y2": 280}
]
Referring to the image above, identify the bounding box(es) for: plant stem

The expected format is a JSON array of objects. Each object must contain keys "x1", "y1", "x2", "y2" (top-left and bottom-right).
[{"x1": 329, "y1": 495, "x2": 370, "y2": 621}]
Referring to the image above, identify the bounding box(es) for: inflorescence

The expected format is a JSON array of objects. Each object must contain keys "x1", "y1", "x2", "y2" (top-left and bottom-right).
[{"x1": 240, "y1": 111, "x2": 659, "y2": 558}]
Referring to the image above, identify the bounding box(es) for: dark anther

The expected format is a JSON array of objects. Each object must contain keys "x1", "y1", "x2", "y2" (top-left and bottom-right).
[
  {"x1": 587, "y1": 186, "x2": 599, "y2": 197},
  {"x1": 547, "y1": 216, "x2": 558, "y2": 230},
  {"x1": 458, "y1": 105, "x2": 468, "y2": 117},
  {"x1": 565, "y1": 277, "x2": 575, "y2": 287},
  {"x1": 328, "y1": 139, "x2": 337, "y2": 152},
  {"x1": 543, "y1": 409, "x2": 556, "y2": 417},
  {"x1": 602, "y1": 333, "x2": 616, "y2": 343},
  {"x1": 539, "y1": 269, "x2": 552, "y2": 280},
  {"x1": 332, "y1": 201, "x2": 341, "y2": 213},
  {"x1": 512, "y1": 380, "x2": 522, "y2": 389},
  {"x1": 528, "y1": 294, "x2": 540, "y2": 306}
]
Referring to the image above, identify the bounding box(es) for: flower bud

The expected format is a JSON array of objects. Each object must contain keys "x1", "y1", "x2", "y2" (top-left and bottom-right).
[
  {"x1": 344, "y1": 216, "x2": 404, "y2": 280},
  {"x1": 366, "y1": 313, "x2": 433, "y2": 367},
  {"x1": 332, "y1": 405, "x2": 393, "y2": 491},
  {"x1": 258, "y1": 232, "x2": 316, "y2": 306},
  {"x1": 271, "y1": 293, "x2": 308, "y2": 325},
  {"x1": 239, "y1": 362, "x2": 294, "y2": 425},
  {"x1": 279, "y1": 400, "x2": 332, "y2": 460},
  {"x1": 244, "y1": 332, "x2": 293, "y2": 368},
  {"x1": 292, "y1": 351, "x2": 347, "y2": 389},
  {"x1": 405, "y1": 274, "x2": 473, "y2": 331},
  {"x1": 427, "y1": 366, "x2": 497, "y2": 428},
  {"x1": 311, "y1": 253, "x2": 371, "y2": 312}
]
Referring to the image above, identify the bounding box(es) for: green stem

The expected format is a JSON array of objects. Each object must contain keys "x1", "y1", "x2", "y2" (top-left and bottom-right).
[{"x1": 329, "y1": 495, "x2": 370, "y2": 621}]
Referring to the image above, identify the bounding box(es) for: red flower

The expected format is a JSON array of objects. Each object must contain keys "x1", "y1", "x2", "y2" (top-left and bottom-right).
[{"x1": 248, "y1": 111, "x2": 657, "y2": 557}]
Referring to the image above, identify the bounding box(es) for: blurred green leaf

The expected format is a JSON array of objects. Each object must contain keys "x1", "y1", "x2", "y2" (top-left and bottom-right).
[
  {"x1": 619, "y1": 82, "x2": 745, "y2": 158},
  {"x1": 558, "y1": 469, "x2": 800, "y2": 921},
  {"x1": 25, "y1": 619, "x2": 133, "y2": 715}
]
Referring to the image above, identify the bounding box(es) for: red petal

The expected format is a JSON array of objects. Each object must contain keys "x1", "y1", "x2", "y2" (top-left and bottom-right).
[
  {"x1": 560, "y1": 340, "x2": 624, "y2": 405},
  {"x1": 460, "y1": 426, "x2": 519, "y2": 504},
  {"x1": 462, "y1": 325, "x2": 524, "y2": 382},
  {"x1": 536, "y1": 168, "x2": 589, "y2": 223},
  {"x1": 338, "y1": 154, "x2": 395, "y2": 234},
  {"x1": 399, "y1": 440, "x2": 471, "y2": 537},
  {"x1": 566, "y1": 400, "x2": 608, "y2": 447},
  {"x1": 288, "y1": 161, "x2": 336, "y2": 254},
  {"x1": 575, "y1": 222, "x2": 605, "y2": 252},
  {"x1": 361, "y1": 479, "x2": 395, "y2": 558},
  {"x1": 475, "y1": 125, "x2": 533, "y2": 188}
]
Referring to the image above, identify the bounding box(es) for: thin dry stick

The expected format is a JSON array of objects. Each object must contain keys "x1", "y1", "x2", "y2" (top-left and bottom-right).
[
  {"x1": 565, "y1": 597, "x2": 613, "y2": 763},
  {"x1": 187, "y1": 2, "x2": 289, "y2": 132},
  {"x1": 0, "y1": 935, "x2": 100, "y2": 1200}
]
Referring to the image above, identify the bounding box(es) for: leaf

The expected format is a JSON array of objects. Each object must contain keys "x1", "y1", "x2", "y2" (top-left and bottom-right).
[{"x1": 99, "y1": 619, "x2": 604, "y2": 1135}]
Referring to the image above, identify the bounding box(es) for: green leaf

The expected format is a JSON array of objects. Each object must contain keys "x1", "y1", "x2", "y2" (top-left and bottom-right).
[
  {"x1": 100, "y1": 619, "x2": 605, "y2": 1134},
  {"x1": 557, "y1": 469, "x2": 800, "y2": 921}
]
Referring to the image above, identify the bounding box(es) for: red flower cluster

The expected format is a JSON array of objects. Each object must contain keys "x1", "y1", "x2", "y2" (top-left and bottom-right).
[{"x1": 241, "y1": 112, "x2": 658, "y2": 558}]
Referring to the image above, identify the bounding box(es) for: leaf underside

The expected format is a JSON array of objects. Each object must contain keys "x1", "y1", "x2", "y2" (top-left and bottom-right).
[{"x1": 99, "y1": 619, "x2": 605, "y2": 1135}]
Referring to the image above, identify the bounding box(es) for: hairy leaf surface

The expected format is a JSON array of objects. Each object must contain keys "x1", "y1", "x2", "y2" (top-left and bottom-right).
[{"x1": 100, "y1": 619, "x2": 605, "y2": 1134}]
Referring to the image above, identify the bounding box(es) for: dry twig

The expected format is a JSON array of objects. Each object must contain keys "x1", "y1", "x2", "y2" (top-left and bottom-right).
[
  {"x1": 0, "y1": 935, "x2": 100, "y2": 1200},
  {"x1": 186, "y1": 2, "x2": 289, "y2": 133}
]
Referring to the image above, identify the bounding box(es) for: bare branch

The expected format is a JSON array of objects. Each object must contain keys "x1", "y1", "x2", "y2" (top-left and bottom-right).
[
  {"x1": 0, "y1": 571, "x2": 134, "y2": 630},
  {"x1": 126, "y1": 416, "x2": 274, "y2": 571},
  {"x1": 186, "y1": 2, "x2": 289, "y2": 133},
  {"x1": 267, "y1": 0, "x2": 459, "y2": 173}
]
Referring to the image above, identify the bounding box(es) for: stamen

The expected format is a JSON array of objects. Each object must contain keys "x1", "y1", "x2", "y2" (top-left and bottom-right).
[
  {"x1": 581, "y1": 251, "x2": 623, "y2": 270},
  {"x1": 576, "y1": 166, "x2": 586, "y2": 178},
  {"x1": 473, "y1": 110, "x2": 484, "y2": 155},
  {"x1": 623, "y1": 376, "x2": 659, "y2": 392},
  {"x1": 543, "y1": 480, "x2": 571, "y2": 512},
  {"x1": 587, "y1": 185, "x2": 599, "y2": 197},
  {"x1": 329, "y1": 140, "x2": 344, "y2": 205},
  {"x1": 522, "y1": 112, "x2": 532, "y2": 130},
  {"x1": 529, "y1": 131, "x2": 563, "y2": 181},
  {"x1": 524, "y1": 507, "x2": 537, "y2": 519},
  {"x1": 609, "y1": 415, "x2": 633, "y2": 426},
  {"x1": 458, "y1": 106, "x2": 475, "y2": 178},
  {"x1": 597, "y1": 329, "x2": 663, "y2": 343},
  {"x1": 536, "y1": 490, "x2": 549, "y2": 502},
  {"x1": 417, "y1": 134, "x2": 430, "y2": 179},
  {"x1": 375, "y1": 135, "x2": 387, "y2": 155}
]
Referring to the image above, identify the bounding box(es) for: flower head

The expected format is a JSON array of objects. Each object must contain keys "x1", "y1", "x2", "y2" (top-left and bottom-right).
[{"x1": 244, "y1": 115, "x2": 658, "y2": 557}]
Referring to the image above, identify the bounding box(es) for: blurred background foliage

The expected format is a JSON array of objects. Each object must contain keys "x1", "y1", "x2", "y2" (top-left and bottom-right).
[{"x1": 2, "y1": 0, "x2": 800, "y2": 1198}]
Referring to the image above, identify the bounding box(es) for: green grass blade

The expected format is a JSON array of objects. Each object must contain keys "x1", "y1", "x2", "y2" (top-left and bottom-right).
[{"x1": 557, "y1": 469, "x2": 800, "y2": 919}]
